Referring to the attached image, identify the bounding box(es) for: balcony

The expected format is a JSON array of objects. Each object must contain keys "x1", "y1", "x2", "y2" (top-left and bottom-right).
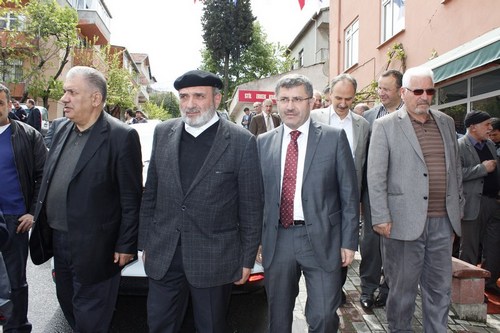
[{"x1": 77, "y1": 8, "x2": 110, "y2": 45}]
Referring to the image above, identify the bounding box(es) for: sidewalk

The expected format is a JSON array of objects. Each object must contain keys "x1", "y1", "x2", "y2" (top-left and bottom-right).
[{"x1": 292, "y1": 253, "x2": 500, "y2": 332}]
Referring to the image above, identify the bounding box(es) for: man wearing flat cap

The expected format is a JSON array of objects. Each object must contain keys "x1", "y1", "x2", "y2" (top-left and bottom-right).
[
  {"x1": 139, "y1": 69, "x2": 263, "y2": 333},
  {"x1": 458, "y1": 110, "x2": 500, "y2": 297}
]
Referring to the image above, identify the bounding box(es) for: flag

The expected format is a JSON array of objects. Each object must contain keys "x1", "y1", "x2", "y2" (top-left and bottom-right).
[{"x1": 298, "y1": 0, "x2": 305, "y2": 10}]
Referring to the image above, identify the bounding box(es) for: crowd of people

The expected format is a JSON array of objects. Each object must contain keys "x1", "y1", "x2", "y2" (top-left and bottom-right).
[{"x1": 0, "y1": 64, "x2": 498, "y2": 333}]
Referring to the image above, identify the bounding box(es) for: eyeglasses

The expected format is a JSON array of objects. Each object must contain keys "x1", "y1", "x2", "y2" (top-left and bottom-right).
[
  {"x1": 278, "y1": 97, "x2": 312, "y2": 104},
  {"x1": 405, "y1": 88, "x2": 436, "y2": 96}
]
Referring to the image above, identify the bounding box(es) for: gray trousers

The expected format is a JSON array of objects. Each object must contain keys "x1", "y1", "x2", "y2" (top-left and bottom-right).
[
  {"x1": 265, "y1": 225, "x2": 340, "y2": 333},
  {"x1": 382, "y1": 216, "x2": 453, "y2": 333}
]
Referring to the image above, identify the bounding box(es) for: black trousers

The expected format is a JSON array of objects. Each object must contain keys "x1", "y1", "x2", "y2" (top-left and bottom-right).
[
  {"x1": 147, "y1": 243, "x2": 233, "y2": 333},
  {"x1": 52, "y1": 230, "x2": 120, "y2": 333}
]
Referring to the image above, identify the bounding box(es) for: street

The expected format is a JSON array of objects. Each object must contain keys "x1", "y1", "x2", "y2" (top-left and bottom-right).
[{"x1": 25, "y1": 258, "x2": 268, "y2": 333}]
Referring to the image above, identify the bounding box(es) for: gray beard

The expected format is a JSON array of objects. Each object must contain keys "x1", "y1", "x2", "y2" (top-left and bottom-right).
[{"x1": 181, "y1": 107, "x2": 216, "y2": 128}]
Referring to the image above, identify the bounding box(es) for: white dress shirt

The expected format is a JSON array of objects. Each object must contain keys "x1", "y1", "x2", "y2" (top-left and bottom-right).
[
  {"x1": 330, "y1": 110, "x2": 354, "y2": 158},
  {"x1": 280, "y1": 118, "x2": 310, "y2": 221},
  {"x1": 184, "y1": 113, "x2": 219, "y2": 137}
]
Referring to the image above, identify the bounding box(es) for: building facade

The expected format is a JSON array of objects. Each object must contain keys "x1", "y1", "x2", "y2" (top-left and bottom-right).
[{"x1": 328, "y1": 0, "x2": 500, "y2": 132}]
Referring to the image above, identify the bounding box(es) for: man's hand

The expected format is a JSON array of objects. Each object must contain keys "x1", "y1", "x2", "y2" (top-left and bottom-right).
[
  {"x1": 114, "y1": 252, "x2": 135, "y2": 267},
  {"x1": 341, "y1": 248, "x2": 355, "y2": 267},
  {"x1": 234, "y1": 267, "x2": 251, "y2": 285},
  {"x1": 17, "y1": 214, "x2": 34, "y2": 233},
  {"x1": 483, "y1": 160, "x2": 497, "y2": 173},
  {"x1": 373, "y1": 222, "x2": 392, "y2": 238}
]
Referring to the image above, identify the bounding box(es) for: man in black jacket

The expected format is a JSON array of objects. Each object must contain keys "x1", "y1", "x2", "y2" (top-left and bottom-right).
[
  {"x1": 26, "y1": 99, "x2": 42, "y2": 133},
  {"x1": 0, "y1": 84, "x2": 47, "y2": 332}
]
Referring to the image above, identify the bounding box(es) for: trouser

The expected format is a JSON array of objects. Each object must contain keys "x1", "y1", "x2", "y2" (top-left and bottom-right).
[
  {"x1": 383, "y1": 216, "x2": 453, "y2": 333},
  {"x1": 3, "y1": 215, "x2": 31, "y2": 333},
  {"x1": 52, "y1": 230, "x2": 120, "y2": 333}
]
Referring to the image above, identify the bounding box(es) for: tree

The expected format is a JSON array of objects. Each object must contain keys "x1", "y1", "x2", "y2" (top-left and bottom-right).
[
  {"x1": 149, "y1": 91, "x2": 180, "y2": 118},
  {"x1": 1, "y1": 0, "x2": 79, "y2": 108},
  {"x1": 201, "y1": 21, "x2": 292, "y2": 102},
  {"x1": 201, "y1": 0, "x2": 255, "y2": 105},
  {"x1": 143, "y1": 101, "x2": 171, "y2": 121}
]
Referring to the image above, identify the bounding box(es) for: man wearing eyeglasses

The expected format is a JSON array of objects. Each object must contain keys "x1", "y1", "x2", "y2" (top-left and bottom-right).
[
  {"x1": 368, "y1": 66, "x2": 463, "y2": 332},
  {"x1": 257, "y1": 74, "x2": 359, "y2": 333},
  {"x1": 249, "y1": 98, "x2": 281, "y2": 136}
]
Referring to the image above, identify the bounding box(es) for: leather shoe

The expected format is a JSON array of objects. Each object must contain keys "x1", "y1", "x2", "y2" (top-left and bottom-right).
[
  {"x1": 360, "y1": 294, "x2": 374, "y2": 309},
  {"x1": 341, "y1": 290, "x2": 347, "y2": 305},
  {"x1": 374, "y1": 293, "x2": 387, "y2": 307}
]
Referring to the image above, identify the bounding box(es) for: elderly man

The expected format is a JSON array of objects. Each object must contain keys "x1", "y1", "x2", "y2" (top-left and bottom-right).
[
  {"x1": 368, "y1": 66, "x2": 463, "y2": 332},
  {"x1": 30, "y1": 66, "x2": 143, "y2": 333},
  {"x1": 249, "y1": 98, "x2": 281, "y2": 136},
  {"x1": 258, "y1": 74, "x2": 359, "y2": 332},
  {"x1": 458, "y1": 111, "x2": 500, "y2": 297},
  {"x1": 0, "y1": 84, "x2": 46, "y2": 332},
  {"x1": 139, "y1": 70, "x2": 263, "y2": 333}
]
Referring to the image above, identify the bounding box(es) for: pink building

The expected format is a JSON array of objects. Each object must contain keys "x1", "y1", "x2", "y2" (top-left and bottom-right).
[{"x1": 329, "y1": 0, "x2": 500, "y2": 133}]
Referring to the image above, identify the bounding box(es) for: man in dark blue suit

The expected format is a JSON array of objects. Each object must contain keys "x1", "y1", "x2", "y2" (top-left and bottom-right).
[{"x1": 31, "y1": 66, "x2": 143, "y2": 333}]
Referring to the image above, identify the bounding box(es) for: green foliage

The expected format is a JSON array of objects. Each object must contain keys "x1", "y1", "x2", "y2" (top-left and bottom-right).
[
  {"x1": 201, "y1": 0, "x2": 255, "y2": 104},
  {"x1": 143, "y1": 101, "x2": 171, "y2": 121},
  {"x1": 386, "y1": 42, "x2": 406, "y2": 72},
  {"x1": 150, "y1": 91, "x2": 180, "y2": 118},
  {"x1": 201, "y1": 21, "x2": 292, "y2": 102},
  {"x1": 354, "y1": 80, "x2": 378, "y2": 105},
  {"x1": 1, "y1": 0, "x2": 79, "y2": 108},
  {"x1": 105, "y1": 47, "x2": 136, "y2": 111}
]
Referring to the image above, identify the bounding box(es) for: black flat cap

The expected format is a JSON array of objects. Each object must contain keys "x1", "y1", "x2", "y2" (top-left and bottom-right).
[
  {"x1": 464, "y1": 110, "x2": 491, "y2": 128},
  {"x1": 174, "y1": 70, "x2": 223, "y2": 90}
]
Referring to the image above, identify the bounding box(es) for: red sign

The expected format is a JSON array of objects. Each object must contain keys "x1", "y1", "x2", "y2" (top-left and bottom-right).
[{"x1": 238, "y1": 90, "x2": 276, "y2": 103}]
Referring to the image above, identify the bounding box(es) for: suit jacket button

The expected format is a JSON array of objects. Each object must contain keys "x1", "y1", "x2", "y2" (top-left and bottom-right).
[
  {"x1": 423, "y1": 173, "x2": 427, "y2": 177},
  {"x1": 181, "y1": 205, "x2": 186, "y2": 211},
  {"x1": 423, "y1": 196, "x2": 428, "y2": 200}
]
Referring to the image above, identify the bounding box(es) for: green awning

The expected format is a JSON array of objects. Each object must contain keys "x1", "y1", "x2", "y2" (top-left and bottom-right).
[{"x1": 424, "y1": 28, "x2": 500, "y2": 83}]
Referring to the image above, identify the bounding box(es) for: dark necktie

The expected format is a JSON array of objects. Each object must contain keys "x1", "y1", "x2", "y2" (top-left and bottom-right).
[{"x1": 280, "y1": 130, "x2": 301, "y2": 228}]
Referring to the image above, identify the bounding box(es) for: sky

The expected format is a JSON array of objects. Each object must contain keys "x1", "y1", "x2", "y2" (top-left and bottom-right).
[{"x1": 104, "y1": 0, "x2": 328, "y2": 91}]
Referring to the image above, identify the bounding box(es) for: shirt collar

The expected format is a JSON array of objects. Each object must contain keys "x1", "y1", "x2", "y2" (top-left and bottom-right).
[
  {"x1": 184, "y1": 113, "x2": 219, "y2": 138},
  {"x1": 467, "y1": 134, "x2": 486, "y2": 150},
  {"x1": 283, "y1": 118, "x2": 311, "y2": 139},
  {"x1": 330, "y1": 108, "x2": 352, "y2": 121}
]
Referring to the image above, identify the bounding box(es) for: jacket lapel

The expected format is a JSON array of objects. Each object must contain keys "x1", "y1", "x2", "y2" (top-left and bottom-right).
[
  {"x1": 303, "y1": 121, "x2": 321, "y2": 182},
  {"x1": 184, "y1": 119, "x2": 229, "y2": 197},
  {"x1": 271, "y1": 126, "x2": 284, "y2": 189},
  {"x1": 397, "y1": 108, "x2": 425, "y2": 164},
  {"x1": 72, "y1": 112, "x2": 107, "y2": 179},
  {"x1": 166, "y1": 120, "x2": 184, "y2": 196}
]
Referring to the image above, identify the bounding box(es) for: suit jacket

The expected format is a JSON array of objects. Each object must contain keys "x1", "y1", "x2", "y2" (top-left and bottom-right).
[
  {"x1": 27, "y1": 107, "x2": 42, "y2": 132},
  {"x1": 30, "y1": 112, "x2": 143, "y2": 285},
  {"x1": 310, "y1": 107, "x2": 370, "y2": 195},
  {"x1": 458, "y1": 136, "x2": 500, "y2": 221},
  {"x1": 249, "y1": 113, "x2": 281, "y2": 136},
  {"x1": 139, "y1": 117, "x2": 263, "y2": 288},
  {"x1": 368, "y1": 107, "x2": 464, "y2": 240},
  {"x1": 257, "y1": 120, "x2": 359, "y2": 272}
]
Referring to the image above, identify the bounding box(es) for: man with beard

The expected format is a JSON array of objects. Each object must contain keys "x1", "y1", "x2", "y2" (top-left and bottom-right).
[{"x1": 139, "y1": 70, "x2": 263, "y2": 333}]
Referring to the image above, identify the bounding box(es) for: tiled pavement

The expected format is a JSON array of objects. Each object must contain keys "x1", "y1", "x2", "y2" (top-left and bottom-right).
[{"x1": 292, "y1": 253, "x2": 500, "y2": 333}]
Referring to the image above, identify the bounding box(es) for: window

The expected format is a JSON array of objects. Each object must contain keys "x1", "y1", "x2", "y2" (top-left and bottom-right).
[
  {"x1": 0, "y1": 12, "x2": 25, "y2": 31},
  {"x1": 298, "y1": 49, "x2": 304, "y2": 68},
  {"x1": 435, "y1": 67, "x2": 500, "y2": 133},
  {"x1": 344, "y1": 19, "x2": 359, "y2": 69},
  {"x1": 0, "y1": 59, "x2": 24, "y2": 82},
  {"x1": 381, "y1": 0, "x2": 405, "y2": 42}
]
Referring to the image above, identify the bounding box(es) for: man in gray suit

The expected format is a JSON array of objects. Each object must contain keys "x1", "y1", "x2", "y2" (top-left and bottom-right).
[
  {"x1": 310, "y1": 73, "x2": 369, "y2": 304},
  {"x1": 139, "y1": 70, "x2": 263, "y2": 333},
  {"x1": 368, "y1": 66, "x2": 463, "y2": 332},
  {"x1": 458, "y1": 111, "x2": 500, "y2": 297},
  {"x1": 359, "y1": 69, "x2": 403, "y2": 309},
  {"x1": 258, "y1": 74, "x2": 359, "y2": 333}
]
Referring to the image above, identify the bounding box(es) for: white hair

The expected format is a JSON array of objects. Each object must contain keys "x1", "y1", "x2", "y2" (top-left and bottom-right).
[{"x1": 402, "y1": 67, "x2": 434, "y2": 87}]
